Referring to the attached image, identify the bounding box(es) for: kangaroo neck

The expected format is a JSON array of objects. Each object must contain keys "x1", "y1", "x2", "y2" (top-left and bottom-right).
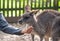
[{"x1": 31, "y1": 19, "x2": 39, "y2": 28}]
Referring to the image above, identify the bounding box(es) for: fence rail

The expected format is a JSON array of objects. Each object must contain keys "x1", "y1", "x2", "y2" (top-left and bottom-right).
[{"x1": 0, "y1": 0, "x2": 60, "y2": 22}]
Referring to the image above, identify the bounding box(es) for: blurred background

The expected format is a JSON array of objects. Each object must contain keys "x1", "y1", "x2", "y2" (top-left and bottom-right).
[{"x1": 0, "y1": 0, "x2": 60, "y2": 23}]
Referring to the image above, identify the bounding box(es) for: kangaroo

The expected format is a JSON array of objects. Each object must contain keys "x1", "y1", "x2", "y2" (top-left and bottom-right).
[
  {"x1": 18, "y1": 9, "x2": 60, "y2": 41},
  {"x1": 51, "y1": 16, "x2": 60, "y2": 41}
]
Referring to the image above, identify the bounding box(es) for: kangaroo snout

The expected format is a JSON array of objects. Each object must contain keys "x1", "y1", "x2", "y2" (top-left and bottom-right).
[{"x1": 18, "y1": 19, "x2": 23, "y2": 24}]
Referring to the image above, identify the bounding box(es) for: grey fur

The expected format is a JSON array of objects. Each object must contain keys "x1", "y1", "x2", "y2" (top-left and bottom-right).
[{"x1": 19, "y1": 9, "x2": 60, "y2": 41}]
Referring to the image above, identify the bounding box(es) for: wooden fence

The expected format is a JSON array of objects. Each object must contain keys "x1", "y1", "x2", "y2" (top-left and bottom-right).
[{"x1": 0, "y1": 0, "x2": 60, "y2": 23}]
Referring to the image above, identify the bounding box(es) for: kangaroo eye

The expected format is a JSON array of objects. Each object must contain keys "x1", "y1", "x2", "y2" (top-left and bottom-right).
[{"x1": 24, "y1": 17, "x2": 30, "y2": 19}]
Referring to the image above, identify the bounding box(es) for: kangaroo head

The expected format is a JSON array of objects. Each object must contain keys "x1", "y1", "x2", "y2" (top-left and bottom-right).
[{"x1": 18, "y1": 10, "x2": 39, "y2": 25}]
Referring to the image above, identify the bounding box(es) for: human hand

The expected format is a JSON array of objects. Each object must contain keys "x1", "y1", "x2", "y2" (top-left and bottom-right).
[{"x1": 21, "y1": 26, "x2": 33, "y2": 34}]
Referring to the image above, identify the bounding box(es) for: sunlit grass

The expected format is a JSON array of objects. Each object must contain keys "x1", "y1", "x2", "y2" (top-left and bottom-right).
[
  {"x1": 51, "y1": 0, "x2": 54, "y2": 7},
  {"x1": 5, "y1": 11, "x2": 7, "y2": 17},
  {"x1": 32, "y1": 3, "x2": 35, "y2": 8},
  {"x1": 13, "y1": 0, "x2": 15, "y2": 8},
  {"x1": 17, "y1": 10, "x2": 19, "y2": 17},
  {"x1": 13, "y1": 10, "x2": 15, "y2": 17},
  {"x1": 21, "y1": 10, "x2": 24, "y2": 16},
  {"x1": 1, "y1": 0, "x2": 3, "y2": 9},
  {"x1": 58, "y1": 1, "x2": 60, "y2": 6},
  {"x1": 9, "y1": 11, "x2": 12, "y2": 17},
  {"x1": 5, "y1": 0, "x2": 7, "y2": 8}
]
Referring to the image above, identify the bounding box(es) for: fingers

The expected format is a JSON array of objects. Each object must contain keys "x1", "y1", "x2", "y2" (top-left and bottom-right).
[
  {"x1": 21, "y1": 26, "x2": 33, "y2": 34},
  {"x1": 26, "y1": 26, "x2": 33, "y2": 34}
]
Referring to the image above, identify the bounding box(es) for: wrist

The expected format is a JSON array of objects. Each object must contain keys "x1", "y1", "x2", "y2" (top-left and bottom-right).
[{"x1": 20, "y1": 30, "x2": 25, "y2": 34}]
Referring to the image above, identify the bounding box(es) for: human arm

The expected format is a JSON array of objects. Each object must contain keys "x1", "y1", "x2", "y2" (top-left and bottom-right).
[{"x1": 0, "y1": 13, "x2": 33, "y2": 35}]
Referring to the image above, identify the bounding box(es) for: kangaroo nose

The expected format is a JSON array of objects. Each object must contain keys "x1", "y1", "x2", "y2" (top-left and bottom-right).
[{"x1": 18, "y1": 20, "x2": 23, "y2": 24}]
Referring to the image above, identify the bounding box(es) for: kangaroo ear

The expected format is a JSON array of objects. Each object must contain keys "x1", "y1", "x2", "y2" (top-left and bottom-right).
[
  {"x1": 31, "y1": 9, "x2": 40, "y2": 15},
  {"x1": 29, "y1": 9, "x2": 40, "y2": 16},
  {"x1": 24, "y1": 5, "x2": 31, "y2": 12}
]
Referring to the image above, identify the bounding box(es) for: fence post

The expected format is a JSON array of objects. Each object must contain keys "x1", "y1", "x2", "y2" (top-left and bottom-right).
[
  {"x1": 11, "y1": 0, "x2": 13, "y2": 17},
  {"x1": 0, "y1": 0, "x2": 1, "y2": 9},
  {"x1": 54, "y1": 0, "x2": 58, "y2": 10}
]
